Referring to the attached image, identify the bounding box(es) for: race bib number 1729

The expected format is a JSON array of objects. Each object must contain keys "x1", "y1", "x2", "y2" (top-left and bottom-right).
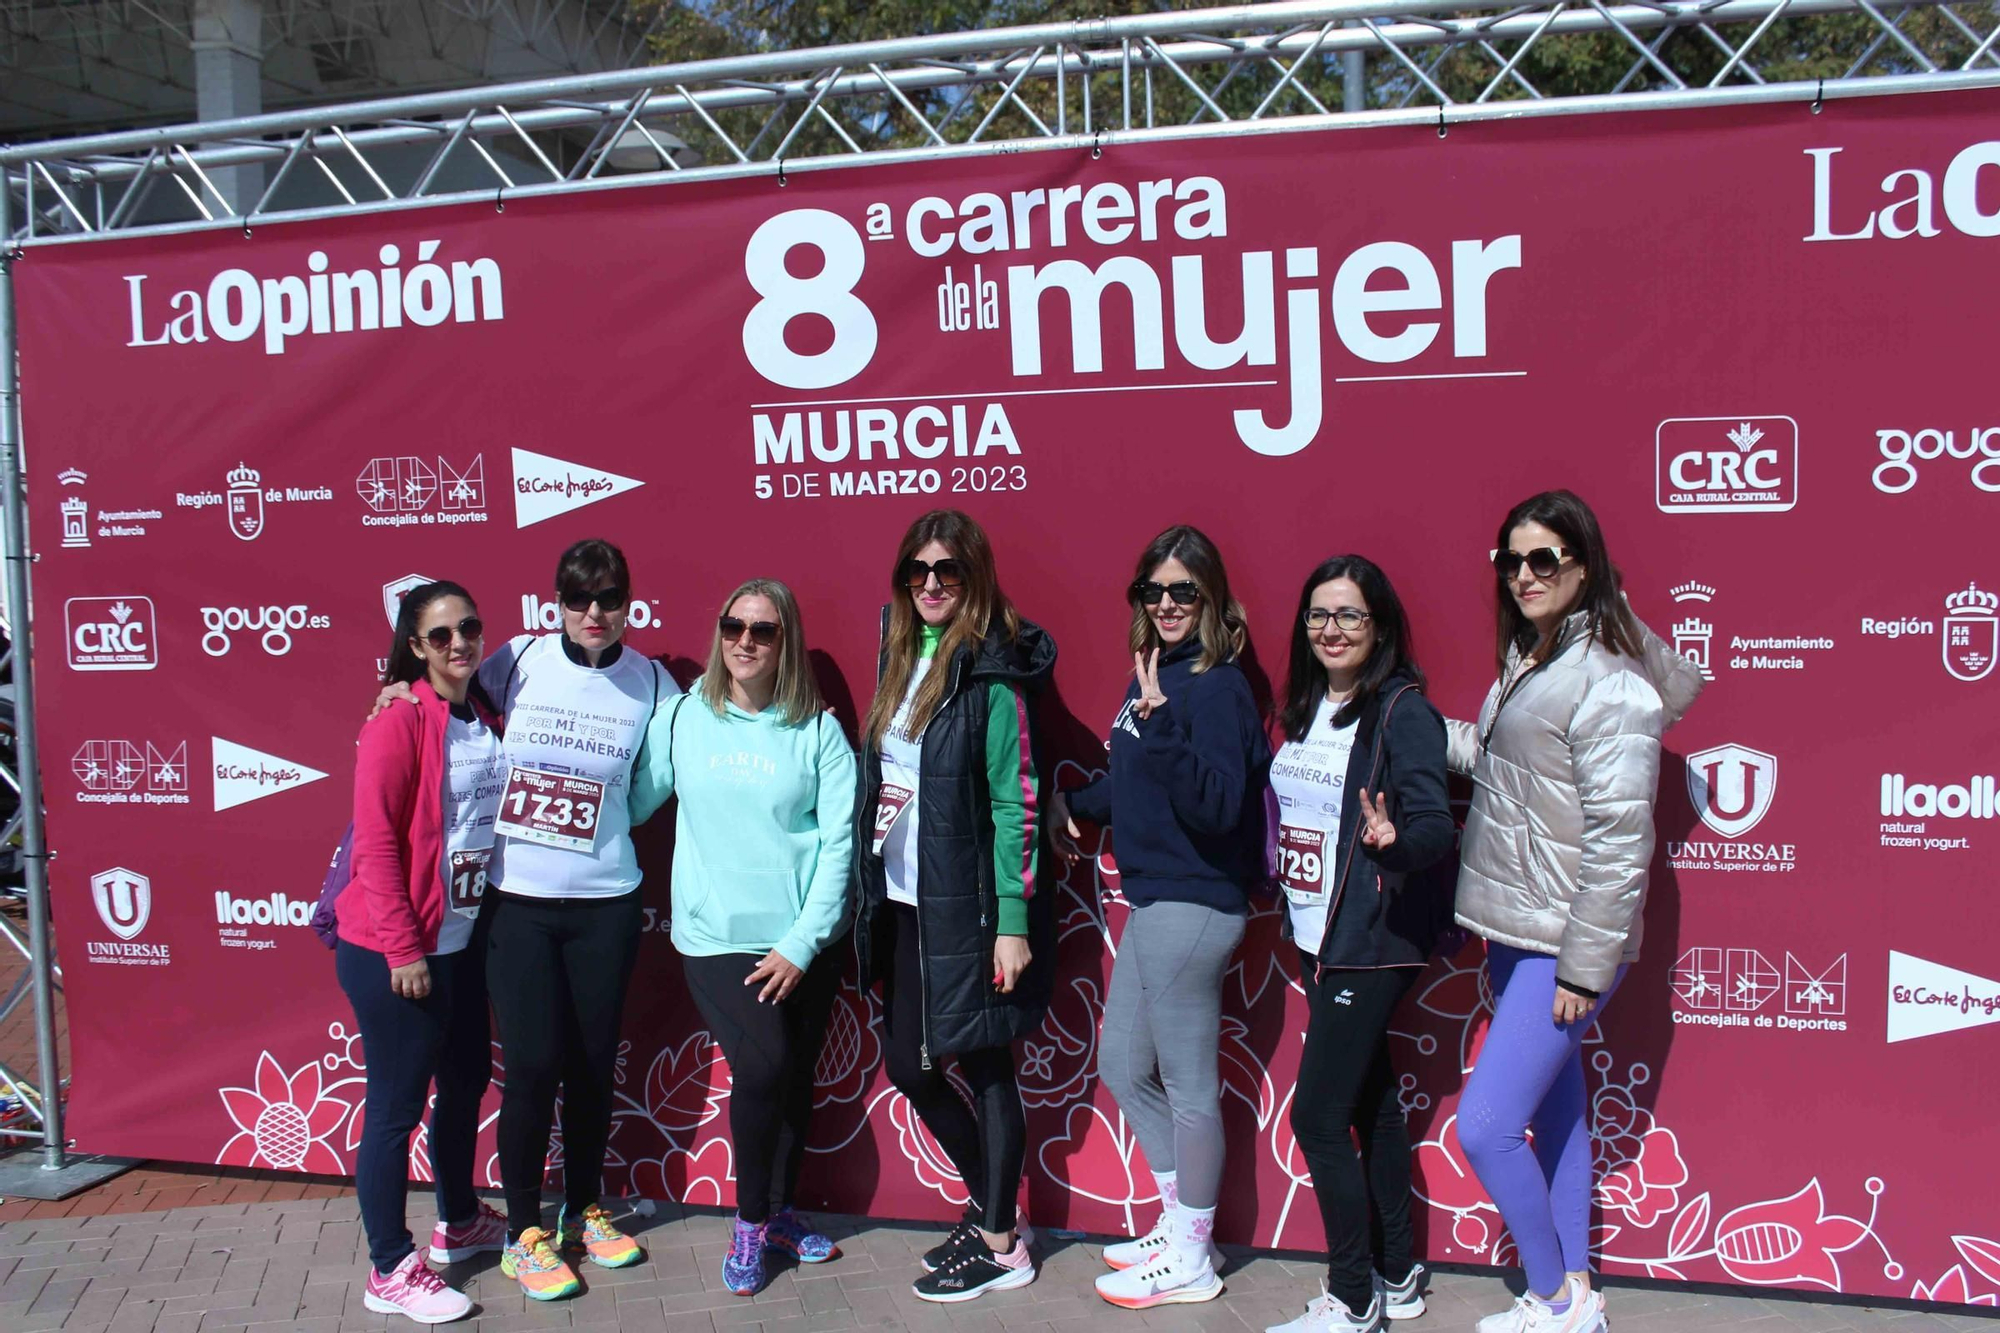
[
  {"x1": 1277, "y1": 824, "x2": 1329, "y2": 904},
  {"x1": 495, "y1": 766, "x2": 605, "y2": 853}
]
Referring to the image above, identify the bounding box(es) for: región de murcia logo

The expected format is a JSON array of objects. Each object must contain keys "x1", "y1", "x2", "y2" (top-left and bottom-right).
[{"x1": 1859, "y1": 581, "x2": 1997, "y2": 684}]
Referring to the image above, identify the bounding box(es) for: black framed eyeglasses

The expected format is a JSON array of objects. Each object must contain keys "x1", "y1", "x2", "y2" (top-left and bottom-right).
[
  {"x1": 899, "y1": 558, "x2": 967, "y2": 590},
  {"x1": 1303, "y1": 607, "x2": 1371, "y2": 632},
  {"x1": 561, "y1": 584, "x2": 629, "y2": 614},
  {"x1": 1132, "y1": 580, "x2": 1201, "y2": 607},
  {"x1": 719, "y1": 616, "x2": 780, "y2": 647},
  {"x1": 1490, "y1": 547, "x2": 1576, "y2": 580},
  {"x1": 421, "y1": 617, "x2": 484, "y2": 650}
]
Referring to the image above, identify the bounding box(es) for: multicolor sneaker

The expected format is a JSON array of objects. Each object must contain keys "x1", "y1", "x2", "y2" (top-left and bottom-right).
[
  {"x1": 1093, "y1": 1248, "x2": 1223, "y2": 1309},
  {"x1": 723, "y1": 1215, "x2": 767, "y2": 1296},
  {"x1": 428, "y1": 1202, "x2": 508, "y2": 1264},
  {"x1": 765, "y1": 1207, "x2": 839, "y2": 1263},
  {"x1": 500, "y1": 1227, "x2": 581, "y2": 1301},
  {"x1": 363, "y1": 1250, "x2": 473, "y2": 1324},
  {"x1": 1377, "y1": 1262, "x2": 1428, "y2": 1320},
  {"x1": 1475, "y1": 1278, "x2": 1605, "y2": 1333},
  {"x1": 559, "y1": 1202, "x2": 644, "y2": 1269},
  {"x1": 911, "y1": 1236, "x2": 1036, "y2": 1303}
]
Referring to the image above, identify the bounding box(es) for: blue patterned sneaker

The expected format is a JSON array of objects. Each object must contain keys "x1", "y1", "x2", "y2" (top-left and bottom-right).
[
  {"x1": 765, "y1": 1207, "x2": 839, "y2": 1264},
  {"x1": 723, "y1": 1215, "x2": 767, "y2": 1296}
]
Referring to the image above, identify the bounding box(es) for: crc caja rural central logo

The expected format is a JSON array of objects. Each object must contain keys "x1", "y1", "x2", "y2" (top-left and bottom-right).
[{"x1": 1655, "y1": 416, "x2": 1798, "y2": 513}]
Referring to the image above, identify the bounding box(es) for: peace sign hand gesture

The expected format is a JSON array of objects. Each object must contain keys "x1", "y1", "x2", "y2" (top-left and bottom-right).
[
  {"x1": 1133, "y1": 649, "x2": 1168, "y2": 720},
  {"x1": 1357, "y1": 787, "x2": 1397, "y2": 851}
]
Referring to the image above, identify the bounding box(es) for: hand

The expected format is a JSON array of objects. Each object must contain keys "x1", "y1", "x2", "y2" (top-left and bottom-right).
[
  {"x1": 389, "y1": 960, "x2": 431, "y2": 999},
  {"x1": 1357, "y1": 788, "x2": 1398, "y2": 851},
  {"x1": 369, "y1": 679, "x2": 417, "y2": 721},
  {"x1": 1049, "y1": 790, "x2": 1083, "y2": 865},
  {"x1": 745, "y1": 949, "x2": 805, "y2": 1003},
  {"x1": 992, "y1": 935, "x2": 1031, "y2": 994},
  {"x1": 1132, "y1": 649, "x2": 1168, "y2": 720},
  {"x1": 1552, "y1": 983, "x2": 1596, "y2": 1026}
]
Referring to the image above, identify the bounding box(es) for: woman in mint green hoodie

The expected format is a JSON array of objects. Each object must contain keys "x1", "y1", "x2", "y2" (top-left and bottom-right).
[{"x1": 630, "y1": 578, "x2": 857, "y2": 1298}]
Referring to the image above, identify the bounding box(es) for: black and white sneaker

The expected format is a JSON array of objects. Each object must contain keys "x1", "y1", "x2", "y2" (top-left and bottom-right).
[
  {"x1": 921, "y1": 1217, "x2": 984, "y2": 1272},
  {"x1": 911, "y1": 1238, "x2": 1036, "y2": 1303},
  {"x1": 1377, "y1": 1262, "x2": 1428, "y2": 1320}
]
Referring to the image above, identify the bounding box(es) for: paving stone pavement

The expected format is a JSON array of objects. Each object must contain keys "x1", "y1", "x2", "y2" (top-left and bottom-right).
[{"x1": 4, "y1": 1190, "x2": 1997, "y2": 1333}]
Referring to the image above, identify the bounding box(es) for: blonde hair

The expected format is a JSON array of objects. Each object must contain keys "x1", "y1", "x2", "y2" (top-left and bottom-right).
[
  {"x1": 864, "y1": 510, "x2": 1020, "y2": 749},
  {"x1": 699, "y1": 579, "x2": 823, "y2": 726},
  {"x1": 1126, "y1": 524, "x2": 1247, "y2": 675}
]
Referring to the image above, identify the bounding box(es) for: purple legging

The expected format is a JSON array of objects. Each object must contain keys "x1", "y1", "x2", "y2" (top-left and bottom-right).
[{"x1": 1458, "y1": 942, "x2": 1628, "y2": 1300}]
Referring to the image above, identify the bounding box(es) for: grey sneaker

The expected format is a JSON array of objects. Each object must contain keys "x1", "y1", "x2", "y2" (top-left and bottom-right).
[
  {"x1": 1266, "y1": 1285, "x2": 1383, "y2": 1333},
  {"x1": 1377, "y1": 1261, "x2": 1427, "y2": 1320}
]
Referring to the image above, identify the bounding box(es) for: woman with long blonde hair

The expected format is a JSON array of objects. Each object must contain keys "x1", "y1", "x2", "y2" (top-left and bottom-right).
[
  {"x1": 630, "y1": 579, "x2": 858, "y2": 1298},
  {"x1": 853, "y1": 509, "x2": 1057, "y2": 1304}
]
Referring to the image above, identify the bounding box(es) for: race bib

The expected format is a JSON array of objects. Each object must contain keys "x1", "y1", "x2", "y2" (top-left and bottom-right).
[
  {"x1": 1277, "y1": 824, "x2": 1330, "y2": 904},
  {"x1": 874, "y1": 782, "x2": 915, "y2": 856},
  {"x1": 495, "y1": 766, "x2": 605, "y2": 853},
  {"x1": 447, "y1": 847, "x2": 490, "y2": 915}
]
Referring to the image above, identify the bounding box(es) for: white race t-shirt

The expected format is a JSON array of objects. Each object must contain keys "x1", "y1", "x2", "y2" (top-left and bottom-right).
[
  {"x1": 435, "y1": 706, "x2": 506, "y2": 955},
  {"x1": 479, "y1": 634, "x2": 678, "y2": 899},
  {"x1": 1270, "y1": 696, "x2": 1358, "y2": 956},
  {"x1": 877, "y1": 655, "x2": 934, "y2": 907}
]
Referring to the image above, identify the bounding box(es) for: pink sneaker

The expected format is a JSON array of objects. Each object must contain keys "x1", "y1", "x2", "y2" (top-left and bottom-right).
[
  {"x1": 429, "y1": 1203, "x2": 508, "y2": 1263},
  {"x1": 363, "y1": 1250, "x2": 473, "y2": 1324}
]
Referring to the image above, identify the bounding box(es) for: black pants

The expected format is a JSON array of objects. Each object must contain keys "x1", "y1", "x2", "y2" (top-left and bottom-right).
[
  {"x1": 335, "y1": 939, "x2": 490, "y2": 1275},
  {"x1": 485, "y1": 889, "x2": 643, "y2": 1238},
  {"x1": 1293, "y1": 956, "x2": 1422, "y2": 1315},
  {"x1": 681, "y1": 949, "x2": 841, "y2": 1224},
  {"x1": 879, "y1": 903, "x2": 1024, "y2": 1235}
]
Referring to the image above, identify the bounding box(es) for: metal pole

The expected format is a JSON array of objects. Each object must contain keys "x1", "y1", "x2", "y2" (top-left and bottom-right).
[
  {"x1": 0, "y1": 178, "x2": 66, "y2": 1169},
  {"x1": 1345, "y1": 39, "x2": 1366, "y2": 111}
]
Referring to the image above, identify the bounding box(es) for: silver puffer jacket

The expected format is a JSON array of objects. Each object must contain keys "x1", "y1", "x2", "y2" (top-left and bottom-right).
[{"x1": 1445, "y1": 608, "x2": 1703, "y2": 992}]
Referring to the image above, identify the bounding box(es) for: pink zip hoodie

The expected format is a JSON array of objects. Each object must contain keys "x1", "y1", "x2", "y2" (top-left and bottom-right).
[{"x1": 336, "y1": 681, "x2": 499, "y2": 967}]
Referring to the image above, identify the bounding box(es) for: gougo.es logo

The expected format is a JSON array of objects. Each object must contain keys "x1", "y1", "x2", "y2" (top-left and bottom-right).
[
  {"x1": 200, "y1": 604, "x2": 331, "y2": 657},
  {"x1": 1872, "y1": 427, "x2": 2000, "y2": 495}
]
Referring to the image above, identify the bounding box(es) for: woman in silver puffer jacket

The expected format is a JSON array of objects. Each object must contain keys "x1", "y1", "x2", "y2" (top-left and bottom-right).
[{"x1": 1445, "y1": 490, "x2": 1702, "y2": 1333}]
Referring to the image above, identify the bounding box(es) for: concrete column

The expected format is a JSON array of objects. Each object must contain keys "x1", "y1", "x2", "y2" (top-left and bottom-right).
[{"x1": 192, "y1": 0, "x2": 265, "y2": 213}]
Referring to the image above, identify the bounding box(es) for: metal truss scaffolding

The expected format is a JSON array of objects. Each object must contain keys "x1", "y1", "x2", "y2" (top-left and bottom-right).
[{"x1": 0, "y1": 0, "x2": 1997, "y2": 1173}]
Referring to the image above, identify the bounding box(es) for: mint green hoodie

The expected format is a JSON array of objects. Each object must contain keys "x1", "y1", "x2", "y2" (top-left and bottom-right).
[{"x1": 630, "y1": 682, "x2": 858, "y2": 969}]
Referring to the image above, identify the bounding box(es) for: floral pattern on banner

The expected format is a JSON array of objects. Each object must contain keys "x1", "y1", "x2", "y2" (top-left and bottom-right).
[{"x1": 220, "y1": 761, "x2": 1972, "y2": 1307}]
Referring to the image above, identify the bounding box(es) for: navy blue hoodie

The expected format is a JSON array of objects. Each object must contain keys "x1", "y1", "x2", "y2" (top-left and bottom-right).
[{"x1": 1067, "y1": 639, "x2": 1271, "y2": 911}]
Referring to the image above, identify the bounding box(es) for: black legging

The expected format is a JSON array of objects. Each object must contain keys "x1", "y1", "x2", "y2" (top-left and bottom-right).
[
  {"x1": 880, "y1": 903, "x2": 1024, "y2": 1235},
  {"x1": 485, "y1": 889, "x2": 643, "y2": 1238},
  {"x1": 681, "y1": 948, "x2": 841, "y2": 1225},
  {"x1": 1292, "y1": 955, "x2": 1422, "y2": 1315}
]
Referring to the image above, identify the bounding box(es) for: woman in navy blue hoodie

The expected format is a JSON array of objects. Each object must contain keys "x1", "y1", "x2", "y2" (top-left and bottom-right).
[{"x1": 1053, "y1": 525, "x2": 1270, "y2": 1311}]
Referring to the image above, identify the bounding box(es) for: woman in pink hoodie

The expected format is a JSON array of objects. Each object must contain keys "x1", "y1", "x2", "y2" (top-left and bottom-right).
[{"x1": 337, "y1": 580, "x2": 506, "y2": 1325}]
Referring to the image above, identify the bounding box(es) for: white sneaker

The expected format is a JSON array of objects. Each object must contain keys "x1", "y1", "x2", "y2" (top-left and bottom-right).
[
  {"x1": 1094, "y1": 1248, "x2": 1223, "y2": 1309},
  {"x1": 1265, "y1": 1284, "x2": 1383, "y2": 1333},
  {"x1": 1377, "y1": 1261, "x2": 1427, "y2": 1320},
  {"x1": 1476, "y1": 1277, "x2": 1605, "y2": 1333},
  {"x1": 1101, "y1": 1211, "x2": 1221, "y2": 1272}
]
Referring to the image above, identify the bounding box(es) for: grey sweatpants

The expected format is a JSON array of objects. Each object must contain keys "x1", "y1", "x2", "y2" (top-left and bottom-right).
[{"x1": 1096, "y1": 899, "x2": 1247, "y2": 1211}]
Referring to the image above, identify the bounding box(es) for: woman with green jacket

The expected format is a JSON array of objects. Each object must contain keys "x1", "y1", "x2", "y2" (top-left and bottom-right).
[{"x1": 630, "y1": 578, "x2": 858, "y2": 1298}]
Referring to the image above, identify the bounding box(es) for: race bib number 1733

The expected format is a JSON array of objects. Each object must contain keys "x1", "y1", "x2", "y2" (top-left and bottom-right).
[{"x1": 495, "y1": 766, "x2": 605, "y2": 853}]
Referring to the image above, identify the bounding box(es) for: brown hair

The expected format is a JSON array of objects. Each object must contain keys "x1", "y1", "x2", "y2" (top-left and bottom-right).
[
  {"x1": 863, "y1": 510, "x2": 1020, "y2": 749},
  {"x1": 1127, "y1": 524, "x2": 1247, "y2": 675},
  {"x1": 1492, "y1": 489, "x2": 1642, "y2": 671},
  {"x1": 699, "y1": 579, "x2": 823, "y2": 726}
]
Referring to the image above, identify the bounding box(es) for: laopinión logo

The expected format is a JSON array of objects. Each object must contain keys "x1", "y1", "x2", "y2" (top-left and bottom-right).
[
  {"x1": 357, "y1": 455, "x2": 488, "y2": 528},
  {"x1": 1877, "y1": 769, "x2": 1996, "y2": 854},
  {"x1": 1669, "y1": 742, "x2": 1798, "y2": 873},
  {"x1": 511, "y1": 447, "x2": 642, "y2": 528},
  {"x1": 1655, "y1": 417, "x2": 1798, "y2": 514},
  {"x1": 1671, "y1": 944, "x2": 1847, "y2": 1034},
  {"x1": 1871, "y1": 426, "x2": 2000, "y2": 495},
  {"x1": 177, "y1": 462, "x2": 333, "y2": 538},
  {"x1": 1857, "y1": 581, "x2": 1996, "y2": 684},
  {"x1": 199, "y1": 603, "x2": 332, "y2": 657},
  {"x1": 65, "y1": 596, "x2": 158, "y2": 671},
  {"x1": 87, "y1": 867, "x2": 171, "y2": 966},
  {"x1": 72, "y1": 739, "x2": 189, "y2": 807},
  {"x1": 1667, "y1": 579, "x2": 1834, "y2": 679}
]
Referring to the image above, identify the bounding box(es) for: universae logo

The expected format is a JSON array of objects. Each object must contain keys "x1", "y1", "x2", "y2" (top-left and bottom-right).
[
  {"x1": 1686, "y1": 743, "x2": 1778, "y2": 838},
  {"x1": 1655, "y1": 416, "x2": 1798, "y2": 514}
]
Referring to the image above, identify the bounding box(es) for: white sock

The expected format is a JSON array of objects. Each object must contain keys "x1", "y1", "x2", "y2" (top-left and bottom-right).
[
  {"x1": 1168, "y1": 1203, "x2": 1214, "y2": 1266},
  {"x1": 1152, "y1": 1172, "x2": 1179, "y2": 1214}
]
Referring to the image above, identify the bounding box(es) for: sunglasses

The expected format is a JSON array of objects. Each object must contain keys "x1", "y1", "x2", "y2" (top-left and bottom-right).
[
  {"x1": 420, "y1": 617, "x2": 484, "y2": 651},
  {"x1": 1132, "y1": 580, "x2": 1202, "y2": 607},
  {"x1": 900, "y1": 558, "x2": 966, "y2": 590},
  {"x1": 1304, "y1": 607, "x2": 1371, "y2": 632},
  {"x1": 1490, "y1": 547, "x2": 1576, "y2": 580},
  {"x1": 561, "y1": 584, "x2": 629, "y2": 614},
  {"x1": 719, "y1": 616, "x2": 780, "y2": 647}
]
